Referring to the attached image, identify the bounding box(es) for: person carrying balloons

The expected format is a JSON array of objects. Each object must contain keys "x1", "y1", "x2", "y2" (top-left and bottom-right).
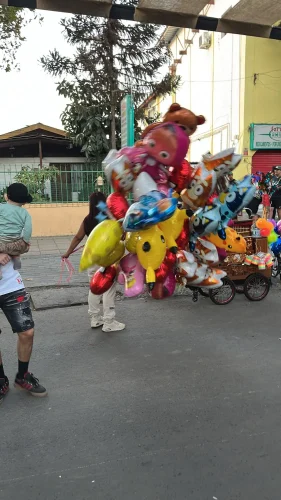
[{"x1": 62, "y1": 192, "x2": 125, "y2": 332}]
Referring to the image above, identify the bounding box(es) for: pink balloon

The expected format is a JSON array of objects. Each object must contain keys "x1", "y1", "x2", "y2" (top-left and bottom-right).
[
  {"x1": 151, "y1": 272, "x2": 176, "y2": 299},
  {"x1": 118, "y1": 253, "x2": 145, "y2": 298}
]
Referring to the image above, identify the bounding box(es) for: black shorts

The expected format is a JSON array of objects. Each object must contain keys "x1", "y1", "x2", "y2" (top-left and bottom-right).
[{"x1": 0, "y1": 289, "x2": 34, "y2": 333}]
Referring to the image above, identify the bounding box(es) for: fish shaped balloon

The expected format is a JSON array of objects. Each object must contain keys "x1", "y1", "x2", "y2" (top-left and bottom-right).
[
  {"x1": 123, "y1": 190, "x2": 177, "y2": 232},
  {"x1": 189, "y1": 176, "x2": 255, "y2": 251}
]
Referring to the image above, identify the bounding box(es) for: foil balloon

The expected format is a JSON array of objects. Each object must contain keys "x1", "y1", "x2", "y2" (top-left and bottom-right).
[
  {"x1": 138, "y1": 122, "x2": 190, "y2": 196},
  {"x1": 189, "y1": 176, "x2": 255, "y2": 251},
  {"x1": 155, "y1": 250, "x2": 177, "y2": 282},
  {"x1": 202, "y1": 148, "x2": 241, "y2": 174},
  {"x1": 142, "y1": 122, "x2": 190, "y2": 168},
  {"x1": 133, "y1": 171, "x2": 158, "y2": 201},
  {"x1": 123, "y1": 191, "x2": 177, "y2": 232},
  {"x1": 103, "y1": 151, "x2": 135, "y2": 194},
  {"x1": 169, "y1": 159, "x2": 192, "y2": 194},
  {"x1": 205, "y1": 227, "x2": 246, "y2": 253},
  {"x1": 187, "y1": 265, "x2": 226, "y2": 289},
  {"x1": 218, "y1": 175, "x2": 255, "y2": 227},
  {"x1": 194, "y1": 238, "x2": 219, "y2": 265},
  {"x1": 176, "y1": 220, "x2": 190, "y2": 251},
  {"x1": 90, "y1": 265, "x2": 117, "y2": 295},
  {"x1": 118, "y1": 253, "x2": 145, "y2": 297},
  {"x1": 176, "y1": 250, "x2": 197, "y2": 278},
  {"x1": 181, "y1": 162, "x2": 218, "y2": 211},
  {"x1": 158, "y1": 208, "x2": 189, "y2": 252},
  {"x1": 162, "y1": 103, "x2": 205, "y2": 136},
  {"x1": 136, "y1": 226, "x2": 167, "y2": 288},
  {"x1": 125, "y1": 232, "x2": 140, "y2": 254},
  {"x1": 189, "y1": 204, "x2": 222, "y2": 252},
  {"x1": 79, "y1": 220, "x2": 123, "y2": 271},
  {"x1": 151, "y1": 272, "x2": 176, "y2": 299},
  {"x1": 106, "y1": 192, "x2": 129, "y2": 220}
]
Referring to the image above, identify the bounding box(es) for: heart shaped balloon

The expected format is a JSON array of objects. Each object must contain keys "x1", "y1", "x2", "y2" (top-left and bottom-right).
[
  {"x1": 169, "y1": 160, "x2": 192, "y2": 193},
  {"x1": 90, "y1": 265, "x2": 117, "y2": 295},
  {"x1": 107, "y1": 192, "x2": 129, "y2": 221},
  {"x1": 155, "y1": 250, "x2": 177, "y2": 282},
  {"x1": 176, "y1": 220, "x2": 189, "y2": 250}
]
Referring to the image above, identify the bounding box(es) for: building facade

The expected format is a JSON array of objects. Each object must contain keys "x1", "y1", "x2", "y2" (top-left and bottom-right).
[{"x1": 142, "y1": 0, "x2": 281, "y2": 177}]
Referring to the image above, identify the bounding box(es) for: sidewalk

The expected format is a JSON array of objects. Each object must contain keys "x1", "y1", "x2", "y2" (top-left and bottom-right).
[{"x1": 21, "y1": 236, "x2": 88, "y2": 288}]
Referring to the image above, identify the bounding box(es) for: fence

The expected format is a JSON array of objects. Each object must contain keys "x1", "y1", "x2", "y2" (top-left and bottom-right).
[{"x1": 0, "y1": 164, "x2": 112, "y2": 203}]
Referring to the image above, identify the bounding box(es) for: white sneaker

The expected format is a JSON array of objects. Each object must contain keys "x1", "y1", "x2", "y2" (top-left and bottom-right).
[
  {"x1": 91, "y1": 317, "x2": 103, "y2": 328},
  {"x1": 102, "y1": 320, "x2": 126, "y2": 332}
]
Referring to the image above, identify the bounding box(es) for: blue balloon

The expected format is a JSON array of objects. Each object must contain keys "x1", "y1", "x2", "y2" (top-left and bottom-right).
[
  {"x1": 271, "y1": 238, "x2": 281, "y2": 256},
  {"x1": 123, "y1": 191, "x2": 177, "y2": 231}
]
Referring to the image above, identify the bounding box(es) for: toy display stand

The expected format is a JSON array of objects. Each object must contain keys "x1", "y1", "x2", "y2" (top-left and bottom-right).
[{"x1": 209, "y1": 219, "x2": 271, "y2": 305}]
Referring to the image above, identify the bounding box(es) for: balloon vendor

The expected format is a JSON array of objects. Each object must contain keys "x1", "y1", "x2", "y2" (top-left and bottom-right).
[{"x1": 62, "y1": 192, "x2": 125, "y2": 332}]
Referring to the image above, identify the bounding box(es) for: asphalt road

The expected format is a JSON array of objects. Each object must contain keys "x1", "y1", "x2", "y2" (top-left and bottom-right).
[{"x1": 1, "y1": 291, "x2": 281, "y2": 500}]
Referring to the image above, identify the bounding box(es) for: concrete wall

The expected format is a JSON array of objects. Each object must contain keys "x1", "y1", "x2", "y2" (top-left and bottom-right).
[{"x1": 26, "y1": 203, "x2": 88, "y2": 237}]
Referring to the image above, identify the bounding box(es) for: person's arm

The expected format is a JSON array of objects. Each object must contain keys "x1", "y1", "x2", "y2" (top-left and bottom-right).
[
  {"x1": 62, "y1": 222, "x2": 86, "y2": 259},
  {"x1": 22, "y1": 212, "x2": 32, "y2": 243}
]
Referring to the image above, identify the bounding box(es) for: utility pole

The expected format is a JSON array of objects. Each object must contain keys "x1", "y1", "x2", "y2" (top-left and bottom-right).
[{"x1": 108, "y1": 19, "x2": 117, "y2": 150}]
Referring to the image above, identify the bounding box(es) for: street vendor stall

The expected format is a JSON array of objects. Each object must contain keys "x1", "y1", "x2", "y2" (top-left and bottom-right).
[{"x1": 209, "y1": 220, "x2": 272, "y2": 305}]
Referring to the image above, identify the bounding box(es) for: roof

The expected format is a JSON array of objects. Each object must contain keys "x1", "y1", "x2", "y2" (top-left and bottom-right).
[
  {"x1": 2, "y1": 0, "x2": 281, "y2": 40},
  {"x1": 0, "y1": 123, "x2": 67, "y2": 141}
]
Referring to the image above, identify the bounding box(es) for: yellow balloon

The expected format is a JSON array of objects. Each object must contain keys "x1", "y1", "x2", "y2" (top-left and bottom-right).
[
  {"x1": 136, "y1": 226, "x2": 166, "y2": 286},
  {"x1": 125, "y1": 232, "x2": 140, "y2": 254},
  {"x1": 79, "y1": 220, "x2": 123, "y2": 271},
  {"x1": 158, "y1": 209, "x2": 188, "y2": 250},
  {"x1": 205, "y1": 227, "x2": 246, "y2": 254}
]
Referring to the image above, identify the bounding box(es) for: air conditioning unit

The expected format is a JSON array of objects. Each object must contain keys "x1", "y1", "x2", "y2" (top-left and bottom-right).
[{"x1": 199, "y1": 32, "x2": 212, "y2": 49}]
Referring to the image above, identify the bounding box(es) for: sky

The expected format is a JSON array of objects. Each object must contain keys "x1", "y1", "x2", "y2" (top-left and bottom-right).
[{"x1": 0, "y1": 10, "x2": 73, "y2": 135}]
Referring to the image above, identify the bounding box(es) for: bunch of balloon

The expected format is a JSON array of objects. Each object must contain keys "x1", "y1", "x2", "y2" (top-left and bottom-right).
[
  {"x1": 255, "y1": 218, "x2": 276, "y2": 241},
  {"x1": 78, "y1": 102, "x2": 256, "y2": 302}
]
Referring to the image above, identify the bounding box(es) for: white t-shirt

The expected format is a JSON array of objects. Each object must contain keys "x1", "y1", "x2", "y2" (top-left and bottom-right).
[{"x1": 0, "y1": 261, "x2": 24, "y2": 296}]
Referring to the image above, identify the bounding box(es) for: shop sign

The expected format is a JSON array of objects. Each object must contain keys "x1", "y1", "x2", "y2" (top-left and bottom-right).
[{"x1": 250, "y1": 123, "x2": 281, "y2": 150}]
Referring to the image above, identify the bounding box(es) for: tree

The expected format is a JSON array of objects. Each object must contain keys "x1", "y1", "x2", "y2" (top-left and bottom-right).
[
  {"x1": 0, "y1": 7, "x2": 42, "y2": 72},
  {"x1": 15, "y1": 166, "x2": 58, "y2": 202},
  {"x1": 40, "y1": 0, "x2": 180, "y2": 159}
]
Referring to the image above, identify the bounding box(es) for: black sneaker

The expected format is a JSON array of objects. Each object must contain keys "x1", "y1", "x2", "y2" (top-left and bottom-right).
[
  {"x1": 14, "y1": 372, "x2": 47, "y2": 398},
  {"x1": 0, "y1": 376, "x2": 9, "y2": 405}
]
